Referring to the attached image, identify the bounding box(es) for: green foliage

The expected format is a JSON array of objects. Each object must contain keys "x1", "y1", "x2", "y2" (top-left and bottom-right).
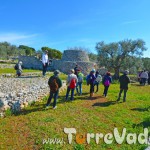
[
  {"x1": 18, "y1": 45, "x2": 35, "y2": 56},
  {"x1": 88, "y1": 52, "x2": 97, "y2": 62},
  {"x1": 96, "y1": 39, "x2": 147, "y2": 78},
  {"x1": 142, "y1": 57, "x2": 150, "y2": 70},
  {"x1": 121, "y1": 56, "x2": 144, "y2": 74},
  {"x1": 42, "y1": 47, "x2": 62, "y2": 59},
  {"x1": 0, "y1": 42, "x2": 19, "y2": 59}
]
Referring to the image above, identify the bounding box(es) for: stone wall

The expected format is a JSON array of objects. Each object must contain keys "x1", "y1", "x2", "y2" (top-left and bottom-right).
[
  {"x1": 0, "y1": 64, "x2": 15, "y2": 69},
  {"x1": 18, "y1": 50, "x2": 95, "y2": 75},
  {"x1": 19, "y1": 56, "x2": 42, "y2": 69},
  {"x1": 52, "y1": 60, "x2": 94, "y2": 75},
  {"x1": 18, "y1": 56, "x2": 52, "y2": 70}
]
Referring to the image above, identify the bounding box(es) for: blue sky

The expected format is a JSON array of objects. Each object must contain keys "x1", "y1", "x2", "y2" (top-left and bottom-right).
[{"x1": 0, "y1": 0, "x2": 150, "y2": 57}]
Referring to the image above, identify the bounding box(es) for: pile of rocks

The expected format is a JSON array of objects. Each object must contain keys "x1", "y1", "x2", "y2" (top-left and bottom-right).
[
  {"x1": 0, "y1": 63, "x2": 15, "y2": 69},
  {"x1": 0, "y1": 76, "x2": 66, "y2": 117}
]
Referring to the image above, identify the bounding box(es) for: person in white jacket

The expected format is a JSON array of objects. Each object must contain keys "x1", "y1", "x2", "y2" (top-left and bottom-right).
[
  {"x1": 65, "y1": 69, "x2": 78, "y2": 101},
  {"x1": 42, "y1": 50, "x2": 49, "y2": 76}
]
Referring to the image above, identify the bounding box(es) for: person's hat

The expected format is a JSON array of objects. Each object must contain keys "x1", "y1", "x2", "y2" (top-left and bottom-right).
[
  {"x1": 54, "y1": 70, "x2": 60, "y2": 75},
  {"x1": 70, "y1": 69, "x2": 75, "y2": 73},
  {"x1": 124, "y1": 70, "x2": 129, "y2": 75},
  {"x1": 19, "y1": 61, "x2": 22, "y2": 64},
  {"x1": 106, "y1": 72, "x2": 111, "y2": 76},
  {"x1": 45, "y1": 50, "x2": 48, "y2": 53},
  {"x1": 91, "y1": 68, "x2": 96, "y2": 72}
]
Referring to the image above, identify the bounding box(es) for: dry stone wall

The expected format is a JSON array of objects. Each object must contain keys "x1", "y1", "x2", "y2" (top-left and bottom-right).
[
  {"x1": 19, "y1": 56, "x2": 43, "y2": 70},
  {"x1": 19, "y1": 50, "x2": 95, "y2": 75},
  {"x1": 52, "y1": 60, "x2": 94, "y2": 75}
]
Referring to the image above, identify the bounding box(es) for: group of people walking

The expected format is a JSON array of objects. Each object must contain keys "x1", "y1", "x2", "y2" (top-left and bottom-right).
[
  {"x1": 13, "y1": 50, "x2": 143, "y2": 109},
  {"x1": 137, "y1": 70, "x2": 150, "y2": 85},
  {"x1": 46, "y1": 64, "x2": 131, "y2": 109}
]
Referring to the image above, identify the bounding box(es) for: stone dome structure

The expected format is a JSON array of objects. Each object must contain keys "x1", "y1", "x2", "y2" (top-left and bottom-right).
[
  {"x1": 62, "y1": 50, "x2": 89, "y2": 62},
  {"x1": 52, "y1": 50, "x2": 95, "y2": 75}
]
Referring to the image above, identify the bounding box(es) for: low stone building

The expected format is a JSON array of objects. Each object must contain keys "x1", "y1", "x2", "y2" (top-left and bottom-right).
[{"x1": 19, "y1": 50, "x2": 95, "y2": 75}]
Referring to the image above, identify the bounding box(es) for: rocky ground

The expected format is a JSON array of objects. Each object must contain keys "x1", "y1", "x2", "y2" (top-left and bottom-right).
[{"x1": 0, "y1": 75, "x2": 66, "y2": 117}]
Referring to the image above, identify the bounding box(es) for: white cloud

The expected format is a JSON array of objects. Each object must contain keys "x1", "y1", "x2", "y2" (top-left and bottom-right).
[{"x1": 0, "y1": 33, "x2": 38, "y2": 42}]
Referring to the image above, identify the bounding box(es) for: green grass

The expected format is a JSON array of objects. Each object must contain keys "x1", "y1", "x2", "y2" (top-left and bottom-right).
[
  {"x1": 0, "y1": 68, "x2": 67, "y2": 80},
  {"x1": 0, "y1": 82, "x2": 150, "y2": 150},
  {"x1": 0, "y1": 68, "x2": 41, "y2": 74}
]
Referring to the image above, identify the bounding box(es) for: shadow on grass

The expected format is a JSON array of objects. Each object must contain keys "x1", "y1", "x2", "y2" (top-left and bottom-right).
[
  {"x1": 133, "y1": 117, "x2": 150, "y2": 128},
  {"x1": 19, "y1": 104, "x2": 46, "y2": 115},
  {"x1": 132, "y1": 83, "x2": 150, "y2": 87},
  {"x1": 131, "y1": 106, "x2": 150, "y2": 112},
  {"x1": 16, "y1": 92, "x2": 104, "y2": 116},
  {"x1": 92, "y1": 100, "x2": 117, "y2": 107},
  {"x1": 17, "y1": 93, "x2": 90, "y2": 115}
]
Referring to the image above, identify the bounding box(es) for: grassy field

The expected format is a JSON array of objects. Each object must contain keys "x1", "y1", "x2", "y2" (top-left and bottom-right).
[
  {"x1": 0, "y1": 80, "x2": 150, "y2": 150},
  {"x1": 0, "y1": 68, "x2": 41, "y2": 74}
]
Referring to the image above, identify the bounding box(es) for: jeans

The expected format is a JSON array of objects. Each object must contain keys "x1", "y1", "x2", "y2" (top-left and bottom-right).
[
  {"x1": 94, "y1": 83, "x2": 99, "y2": 93},
  {"x1": 148, "y1": 78, "x2": 150, "y2": 85},
  {"x1": 141, "y1": 78, "x2": 147, "y2": 85},
  {"x1": 46, "y1": 90, "x2": 59, "y2": 107},
  {"x1": 76, "y1": 82, "x2": 82, "y2": 95},
  {"x1": 66, "y1": 87, "x2": 75, "y2": 100},
  {"x1": 103, "y1": 86, "x2": 109, "y2": 96},
  {"x1": 42, "y1": 63, "x2": 48, "y2": 76}
]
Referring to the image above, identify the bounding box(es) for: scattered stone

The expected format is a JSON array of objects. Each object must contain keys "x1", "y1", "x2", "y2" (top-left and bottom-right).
[{"x1": 0, "y1": 75, "x2": 66, "y2": 116}]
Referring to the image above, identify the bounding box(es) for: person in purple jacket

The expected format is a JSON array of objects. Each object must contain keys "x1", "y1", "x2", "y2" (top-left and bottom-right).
[{"x1": 102, "y1": 72, "x2": 112, "y2": 97}]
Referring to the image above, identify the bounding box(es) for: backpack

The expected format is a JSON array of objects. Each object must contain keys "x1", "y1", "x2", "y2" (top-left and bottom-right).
[
  {"x1": 49, "y1": 77, "x2": 59, "y2": 92},
  {"x1": 14, "y1": 64, "x2": 18, "y2": 70},
  {"x1": 69, "y1": 78, "x2": 76, "y2": 89},
  {"x1": 86, "y1": 75, "x2": 91, "y2": 85},
  {"x1": 104, "y1": 78, "x2": 110, "y2": 86}
]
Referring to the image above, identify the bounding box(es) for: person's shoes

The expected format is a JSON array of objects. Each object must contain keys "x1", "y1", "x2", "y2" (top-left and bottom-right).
[
  {"x1": 53, "y1": 106, "x2": 57, "y2": 109},
  {"x1": 102, "y1": 94, "x2": 106, "y2": 97}
]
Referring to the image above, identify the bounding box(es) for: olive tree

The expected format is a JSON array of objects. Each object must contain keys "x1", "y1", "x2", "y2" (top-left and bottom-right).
[{"x1": 96, "y1": 39, "x2": 147, "y2": 79}]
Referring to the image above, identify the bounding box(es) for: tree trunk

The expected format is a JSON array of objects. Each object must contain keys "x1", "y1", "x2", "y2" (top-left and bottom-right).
[{"x1": 113, "y1": 67, "x2": 120, "y2": 80}]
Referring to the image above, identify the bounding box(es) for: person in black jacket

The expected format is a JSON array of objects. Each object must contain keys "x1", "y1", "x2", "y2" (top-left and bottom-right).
[{"x1": 117, "y1": 70, "x2": 130, "y2": 102}]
